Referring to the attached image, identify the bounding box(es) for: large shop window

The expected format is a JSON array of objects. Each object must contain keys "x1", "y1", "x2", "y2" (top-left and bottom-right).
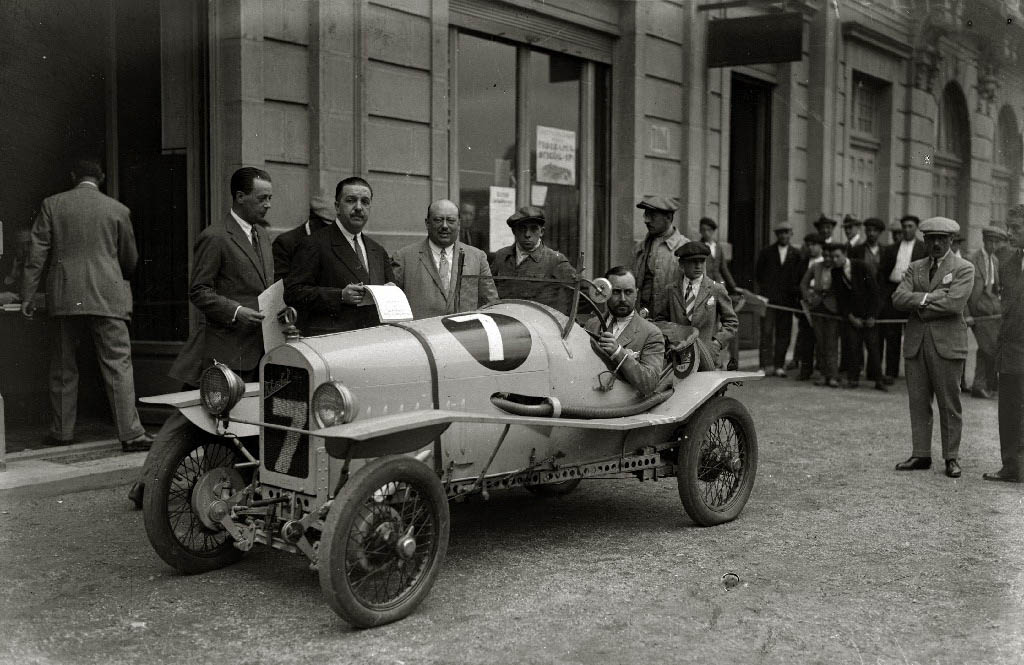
[
  {"x1": 933, "y1": 83, "x2": 970, "y2": 223},
  {"x1": 992, "y1": 105, "x2": 1022, "y2": 224},
  {"x1": 452, "y1": 31, "x2": 610, "y2": 272},
  {"x1": 847, "y1": 74, "x2": 885, "y2": 220}
]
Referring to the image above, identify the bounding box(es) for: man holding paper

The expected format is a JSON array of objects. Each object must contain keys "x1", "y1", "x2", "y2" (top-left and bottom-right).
[
  {"x1": 391, "y1": 199, "x2": 498, "y2": 319},
  {"x1": 284, "y1": 177, "x2": 395, "y2": 335}
]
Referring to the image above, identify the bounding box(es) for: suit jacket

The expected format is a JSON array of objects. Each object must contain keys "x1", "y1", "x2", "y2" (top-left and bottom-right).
[
  {"x1": 849, "y1": 243, "x2": 883, "y2": 278},
  {"x1": 665, "y1": 277, "x2": 739, "y2": 366},
  {"x1": 272, "y1": 218, "x2": 333, "y2": 283},
  {"x1": 21, "y1": 183, "x2": 137, "y2": 319},
  {"x1": 755, "y1": 243, "x2": 803, "y2": 307},
  {"x1": 584, "y1": 314, "x2": 665, "y2": 398},
  {"x1": 170, "y1": 214, "x2": 274, "y2": 385},
  {"x1": 704, "y1": 240, "x2": 737, "y2": 292},
  {"x1": 892, "y1": 253, "x2": 974, "y2": 360},
  {"x1": 800, "y1": 261, "x2": 838, "y2": 313},
  {"x1": 832, "y1": 259, "x2": 880, "y2": 319},
  {"x1": 631, "y1": 227, "x2": 688, "y2": 319},
  {"x1": 391, "y1": 240, "x2": 498, "y2": 319},
  {"x1": 284, "y1": 223, "x2": 394, "y2": 335},
  {"x1": 997, "y1": 248, "x2": 1024, "y2": 374},
  {"x1": 490, "y1": 243, "x2": 577, "y2": 314}
]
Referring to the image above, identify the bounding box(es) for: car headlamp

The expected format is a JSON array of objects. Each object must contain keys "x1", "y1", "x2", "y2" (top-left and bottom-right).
[
  {"x1": 199, "y1": 362, "x2": 246, "y2": 417},
  {"x1": 312, "y1": 382, "x2": 359, "y2": 428}
]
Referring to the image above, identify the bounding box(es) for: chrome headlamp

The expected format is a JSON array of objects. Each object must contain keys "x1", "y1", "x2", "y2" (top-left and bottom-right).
[
  {"x1": 312, "y1": 382, "x2": 359, "y2": 428},
  {"x1": 199, "y1": 362, "x2": 246, "y2": 417}
]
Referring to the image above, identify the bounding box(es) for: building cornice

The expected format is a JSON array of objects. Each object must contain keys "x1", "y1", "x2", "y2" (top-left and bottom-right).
[{"x1": 841, "y1": 21, "x2": 913, "y2": 60}]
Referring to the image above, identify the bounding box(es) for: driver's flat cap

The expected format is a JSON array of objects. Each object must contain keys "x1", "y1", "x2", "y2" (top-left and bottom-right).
[
  {"x1": 675, "y1": 241, "x2": 711, "y2": 261},
  {"x1": 919, "y1": 216, "x2": 960, "y2": 235},
  {"x1": 981, "y1": 226, "x2": 1008, "y2": 240},
  {"x1": 309, "y1": 194, "x2": 336, "y2": 222},
  {"x1": 507, "y1": 205, "x2": 546, "y2": 227},
  {"x1": 636, "y1": 195, "x2": 679, "y2": 212}
]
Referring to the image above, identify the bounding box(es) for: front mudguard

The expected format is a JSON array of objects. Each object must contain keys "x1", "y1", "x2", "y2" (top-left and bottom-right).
[{"x1": 139, "y1": 384, "x2": 261, "y2": 437}]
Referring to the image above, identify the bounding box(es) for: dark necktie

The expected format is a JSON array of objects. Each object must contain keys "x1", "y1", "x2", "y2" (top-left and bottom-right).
[
  {"x1": 928, "y1": 259, "x2": 937, "y2": 282},
  {"x1": 352, "y1": 234, "x2": 367, "y2": 272},
  {"x1": 251, "y1": 226, "x2": 264, "y2": 279}
]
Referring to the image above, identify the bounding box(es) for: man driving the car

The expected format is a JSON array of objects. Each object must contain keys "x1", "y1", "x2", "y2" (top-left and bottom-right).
[{"x1": 584, "y1": 266, "x2": 664, "y2": 397}]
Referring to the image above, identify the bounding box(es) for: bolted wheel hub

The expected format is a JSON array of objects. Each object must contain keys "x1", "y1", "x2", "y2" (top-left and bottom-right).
[
  {"x1": 395, "y1": 534, "x2": 417, "y2": 559},
  {"x1": 191, "y1": 467, "x2": 245, "y2": 530}
]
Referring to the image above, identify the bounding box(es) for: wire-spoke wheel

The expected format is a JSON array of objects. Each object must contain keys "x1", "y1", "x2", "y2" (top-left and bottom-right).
[
  {"x1": 142, "y1": 428, "x2": 252, "y2": 573},
  {"x1": 319, "y1": 456, "x2": 449, "y2": 628},
  {"x1": 676, "y1": 396, "x2": 757, "y2": 526}
]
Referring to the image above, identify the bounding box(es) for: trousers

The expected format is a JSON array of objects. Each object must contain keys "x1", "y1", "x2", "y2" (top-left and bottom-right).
[
  {"x1": 796, "y1": 313, "x2": 815, "y2": 376},
  {"x1": 905, "y1": 328, "x2": 964, "y2": 460},
  {"x1": 811, "y1": 311, "x2": 839, "y2": 379},
  {"x1": 998, "y1": 372, "x2": 1024, "y2": 479},
  {"x1": 879, "y1": 322, "x2": 903, "y2": 378},
  {"x1": 49, "y1": 315, "x2": 144, "y2": 441},
  {"x1": 839, "y1": 322, "x2": 881, "y2": 382},
  {"x1": 759, "y1": 309, "x2": 794, "y2": 369}
]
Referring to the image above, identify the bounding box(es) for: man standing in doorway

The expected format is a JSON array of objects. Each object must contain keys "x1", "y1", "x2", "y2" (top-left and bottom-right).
[
  {"x1": 285, "y1": 177, "x2": 395, "y2": 335},
  {"x1": 984, "y1": 207, "x2": 1024, "y2": 482},
  {"x1": 490, "y1": 206, "x2": 577, "y2": 313},
  {"x1": 631, "y1": 195, "x2": 688, "y2": 320},
  {"x1": 892, "y1": 217, "x2": 974, "y2": 479},
  {"x1": 755, "y1": 222, "x2": 803, "y2": 376},
  {"x1": 272, "y1": 194, "x2": 336, "y2": 283},
  {"x1": 877, "y1": 215, "x2": 927, "y2": 384},
  {"x1": 967, "y1": 226, "x2": 1007, "y2": 399},
  {"x1": 20, "y1": 156, "x2": 152, "y2": 451}
]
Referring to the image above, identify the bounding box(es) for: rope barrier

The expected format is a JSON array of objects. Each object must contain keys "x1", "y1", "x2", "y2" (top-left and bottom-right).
[{"x1": 759, "y1": 301, "x2": 1001, "y2": 325}]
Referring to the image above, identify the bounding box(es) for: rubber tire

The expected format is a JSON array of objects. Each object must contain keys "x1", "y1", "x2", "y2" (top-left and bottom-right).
[
  {"x1": 319, "y1": 456, "x2": 450, "y2": 628},
  {"x1": 525, "y1": 478, "x2": 582, "y2": 497},
  {"x1": 676, "y1": 396, "x2": 758, "y2": 526},
  {"x1": 142, "y1": 428, "x2": 248, "y2": 574}
]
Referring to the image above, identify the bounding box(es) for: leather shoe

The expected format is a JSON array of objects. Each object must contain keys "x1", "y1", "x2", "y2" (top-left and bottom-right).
[
  {"x1": 42, "y1": 435, "x2": 74, "y2": 447},
  {"x1": 982, "y1": 470, "x2": 1022, "y2": 483},
  {"x1": 895, "y1": 456, "x2": 931, "y2": 471},
  {"x1": 127, "y1": 482, "x2": 145, "y2": 510},
  {"x1": 970, "y1": 388, "x2": 993, "y2": 399},
  {"x1": 874, "y1": 381, "x2": 889, "y2": 392},
  {"x1": 827, "y1": 378, "x2": 840, "y2": 388},
  {"x1": 945, "y1": 459, "x2": 961, "y2": 478},
  {"x1": 121, "y1": 432, "x2": 154, "y2": 452},
  {"x1": 773, "y1": 368, "x2": 788, "y2": 378}
]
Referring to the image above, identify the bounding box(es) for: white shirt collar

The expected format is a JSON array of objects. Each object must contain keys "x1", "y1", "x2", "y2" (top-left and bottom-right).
[
  {"x1": 428, "y1": 240, "x2": 453, "y2": 258},
  {"x1": 515, "y1": 243, "x2": 542, "y2": 264},
  {"x1": 335, "y1": 219, "x2": 359, "y2": 244},
  {"x1": 609, "y1": 311, "x2": 635, "y2": 338},
  {"x1": 230, "y1": 209, "x2": 253, "y2": 241},
  {"x1": 683, "y1": 274, "x2": 704, "y2": 291},
  {"x1": 77, "y1": 180, "x2": 99, "y2": 189}
]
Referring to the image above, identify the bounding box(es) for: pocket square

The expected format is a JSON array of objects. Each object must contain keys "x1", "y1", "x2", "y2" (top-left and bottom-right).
[
  {"x1": 706, "y1": 296, "x2": 715, "y2": 306},
  {"x1": 942, "y1": 272, "x2": 952, "y2": 285}
]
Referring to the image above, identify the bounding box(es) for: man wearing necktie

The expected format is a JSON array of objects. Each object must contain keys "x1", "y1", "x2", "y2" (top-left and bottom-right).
[
  {"x1": 892, "y1": 217, "x2": 975, "y2": 479},
  {"x1": 284, "y1": 177, "x2": 395, "y2": 335},
  {"x1": 985, "y1": 205, "x2": 1024, "y2": 482},
  {"x1": 967, "y1": 226, "x2": 1008, "y2": 399},
  {"x1": 664, "y1": 241, "x2": 738, "y2": 370},
  {"x1": 391, "y1": 199, "x2": 498, "y2": 319}
]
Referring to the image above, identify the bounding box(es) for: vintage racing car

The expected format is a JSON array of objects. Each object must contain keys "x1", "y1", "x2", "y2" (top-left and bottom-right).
[{"x1": 140, "y1": 276, "x2": 762, "y2": 628}]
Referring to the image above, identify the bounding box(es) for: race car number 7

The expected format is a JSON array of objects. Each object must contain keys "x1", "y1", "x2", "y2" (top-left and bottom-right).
[{"x1": 448, "y1": 313, "x2": 505, "y2": 361}]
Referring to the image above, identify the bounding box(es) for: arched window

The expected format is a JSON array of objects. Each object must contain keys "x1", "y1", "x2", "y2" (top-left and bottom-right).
[
  {"x1": 992, "y1": 105, "x2": 1022, "y2": 224},
  {"x1": 933, "y1": 83, "x2": 970, "y2": 223}
]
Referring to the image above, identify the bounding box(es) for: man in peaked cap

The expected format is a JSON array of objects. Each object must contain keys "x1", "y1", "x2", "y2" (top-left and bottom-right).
[
  {"x1": 755, "y1": 222, "x2": 803, "y2": 376},
  {"x1": 272, "y1": 193, "x2": 337, "y2": 282},
  {"x1": 967, "y1": 226, "x2": 1008, "y2": 398},
  {"x1": 632, "y1": 195, "x2": 688, "y2": 320},
  {"x1": 813, "y1": 215, "x2": 839, "y2": 245},
  {"x1": 843, "y1": 215, "x2": 865, "y2": 248},
  {"x1": 665, "y1": 241, "x2": 738, "y2": 369},
  {"x1": 892, "y1": 216, "x2": 975, "y2": 479},
  {"x1": 490, "y1": 205, "x2": 577, "y2": 313}
]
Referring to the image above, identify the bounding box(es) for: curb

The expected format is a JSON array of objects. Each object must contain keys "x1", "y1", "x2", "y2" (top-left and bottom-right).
[{"x1": 0, "y1": 443, "x2": 145, "y2": 499}]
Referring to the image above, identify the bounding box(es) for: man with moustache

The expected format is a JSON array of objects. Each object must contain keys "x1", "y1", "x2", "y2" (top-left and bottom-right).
[
  {"x1": 391, "y1": 199, "x2": 498, "y2": 319},
  {"x1": 631, "y1": 195, "x2": 688, "y2": 320},
  {"x1": 585, "y1": 266, "x2": 664, "y2": 398},
  {"x1": 892, "y1": 217, "x2": 975, "y2": 479},
  {"x1": 490, "y1": 206, "x2": 577, "y2": 313},
  {"x1": 285, "y1": 176, "x2": 395, "y2": 335}
]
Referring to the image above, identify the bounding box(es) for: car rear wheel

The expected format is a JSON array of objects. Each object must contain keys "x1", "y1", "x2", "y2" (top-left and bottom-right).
[
  {"x1": 319, "y1": 456, "x2": 450, "y2": 628},
  {"x1": 525, "y1": 478, "x2": 582, "y2": 496},
  {"x1": 676, "y1": 396, "x2": 757, "y2": 526},
  {"x1": 142, "y1": 428, "x2": 251, "y2": 574}
]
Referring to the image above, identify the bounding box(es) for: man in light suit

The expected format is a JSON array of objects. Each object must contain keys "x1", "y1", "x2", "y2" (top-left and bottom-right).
[
  {"x1": 391, "y1": 199, "x2": 498, "y2": 319},
  {"x1": 169, "y1": 167, "x2": 274, "y2": 387},
  {"x1": 892, "y1": 217, "x2": 975, "y2": 479},
  {"x1": 665, "y1": 241, "x2": 739, "y2": 370},
  {"x1": 585, "y1": 267, "x2": 664, "y2": 398},
  {"x1": 285, "y1": 177, "x2": 395, "y2": 335},
  {"x1": 272, "y1": 194, "x2": 336, "y2": 283},
  {"x1": 20, "y1": 157, "x2": 152, "y2": 451},
  {"x1": 967, "y1": 226, "x2": 1007, "y2": 399}
]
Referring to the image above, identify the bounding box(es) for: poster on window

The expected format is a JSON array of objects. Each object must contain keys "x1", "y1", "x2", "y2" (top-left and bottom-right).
[
  {"x1": 488, "y1": 186, "x2": 517, "y2": 253},
  {"x1": 535, "y1": 126, "x2": 576, "y2": 186}
]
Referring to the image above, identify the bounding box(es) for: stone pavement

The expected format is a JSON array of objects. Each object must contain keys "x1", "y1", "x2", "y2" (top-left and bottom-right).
[{"x1": 0, "y1": 439, "x2": 145, "y2": 499}]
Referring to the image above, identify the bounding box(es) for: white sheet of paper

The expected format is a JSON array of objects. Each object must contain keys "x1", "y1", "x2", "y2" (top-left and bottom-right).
[
  {"x1": 363, "y1": 284, "x2": 413, "y2": 321},
  {"x1": 258, "y1": 279, "x2": 286, "y2": 352},
  {"x1": 488, "y1": 186, "x2": 516, "y2": 253},
  {"x1": 530, "y1": 184, "x2": 548, "y2": 207}
]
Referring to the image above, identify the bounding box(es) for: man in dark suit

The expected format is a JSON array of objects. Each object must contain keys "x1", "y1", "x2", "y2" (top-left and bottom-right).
[
  {"x1": 849, "y1": 217, "x2": 885, "y2": 278},
  {"x1": 892, "y1": 217, "x2": 975, "y2": 479},
  {"x1": 285, "y1": 177, "x2": 395, "y2": 335},
  {"x1": 698, "y1": 217, "x2": 740, "y2": 370},
  {"x1": 829, "y1": 243, "x2": 884, "y2": 391},
  {"x1": 755, "y1": 223, "x2": 803, "y2": 376},
  {"x1": 985, "y1": 205, "x2": 1024, "y2": 482},
  {"x1": 169, "y1": 167, "x2": 273, "y2": 387},
  {"x1": 272, "y1": 194, "x2": 335, "y2": 283},
  {"x1": 877, "y1": 215, "x2": 927, "y2": 384},
  {"x1": 20, "y1": 157, "x2": 152, "y2": 451},
  {"x1": 967, "y1": 226, "x2": 1007, "y2": 398},
  {"x1": 666, "y1": 242, "x2": 739, "y2": 370},
  {"x1": 391, "y1": 199, "x2": 498, "y2": 319},
  {"x1": 585, "y1": 266, "x2": 664, "y2": 398}
]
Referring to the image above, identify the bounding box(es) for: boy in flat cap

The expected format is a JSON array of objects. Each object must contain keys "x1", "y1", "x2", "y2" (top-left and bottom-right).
[
  {"x1": 272, "y1": 193, "x2": 337, "y2": 282},
  {"x1": 967, "y1": 226, "x2": 1008, "y2": 398},
  {"x1": 755, "y1": 222, "x2": 803, "y2": 376},
  {"x1": 665, "y1": 241, "x2": 738, "y2": 369},
  {"x1": 490, "y1": 205, "x2": 577, "y2": 313},
  {"x1": 632, "y1": 195, "x2": 688, "y2": 320},
  {"x1": 892, "y1": 217, "x2": 975, "y2": 479}
]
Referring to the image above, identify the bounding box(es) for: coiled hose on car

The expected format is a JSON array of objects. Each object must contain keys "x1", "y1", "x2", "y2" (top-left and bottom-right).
[{"x1": 490, "y1": 389, "x2": 673, "y2": 419}]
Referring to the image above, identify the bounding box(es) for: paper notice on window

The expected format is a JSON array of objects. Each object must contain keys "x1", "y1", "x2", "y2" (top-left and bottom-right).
[
  {"x1": 535, "y1": 125, "x2": 576, "y2": 186},
  {"x1": 488, "y1": 186, "x2": 516, "y2": 253},
  {"x1": 258, "y1": 279, "x2": 287, "y2": 352},
  {"x1": 361, "y1": 284, "x2": 413, "y2": 321},
  {"x1": 530, "y1": 184, "x2": 548, "y2": 207}
]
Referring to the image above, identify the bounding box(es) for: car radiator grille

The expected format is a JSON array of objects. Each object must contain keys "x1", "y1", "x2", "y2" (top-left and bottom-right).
[{"x1": 262, "y1": 364, "x2": 310, "y2": 478}]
